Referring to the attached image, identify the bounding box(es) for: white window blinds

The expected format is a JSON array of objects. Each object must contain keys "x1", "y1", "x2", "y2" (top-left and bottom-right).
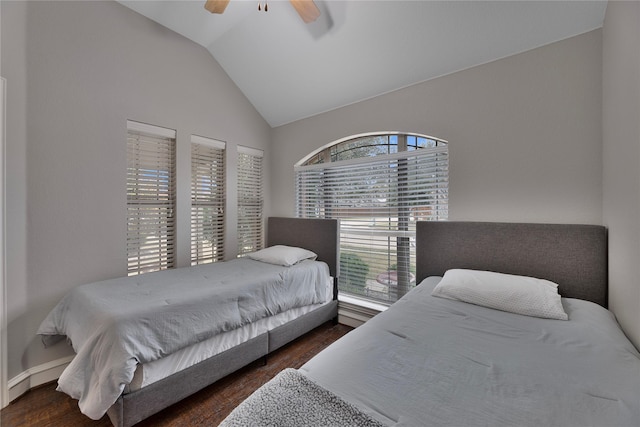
[
  {"x1": 191, "y1": 135, "x2": 226, "y2": 265},
  {"x1": 237, "y1": 146, "x2": 264, "y2": 256},
  {"x1": 126, "y1": 121, "x2": 176, "y2": 276},
  {"x1": 296, "y1": 143, "x2": 448, "y2": 303}
]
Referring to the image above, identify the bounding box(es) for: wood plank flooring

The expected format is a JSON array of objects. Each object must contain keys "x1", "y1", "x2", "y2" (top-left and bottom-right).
[{"x1": 1, "y1": 322, "x2": 353, "y2": 427}]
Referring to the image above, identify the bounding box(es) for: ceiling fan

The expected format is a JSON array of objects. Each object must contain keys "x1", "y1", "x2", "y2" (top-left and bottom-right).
[{"x1": 204, "y1": 0, "x2": 321, "y2": 23}]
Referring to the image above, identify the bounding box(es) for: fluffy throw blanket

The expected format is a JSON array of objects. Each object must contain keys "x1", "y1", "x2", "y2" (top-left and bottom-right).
[{"x1": 219, "y1": 368, "x2": 386, "y2": 427}]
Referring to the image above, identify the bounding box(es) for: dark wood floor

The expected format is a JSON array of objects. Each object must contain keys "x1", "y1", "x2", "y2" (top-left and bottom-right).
[{"x1": 1, "y1": 322, "x2": 353, "y2": 427}]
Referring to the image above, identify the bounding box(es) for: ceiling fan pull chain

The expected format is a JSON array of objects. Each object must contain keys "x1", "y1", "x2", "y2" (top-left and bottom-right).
[{"x1": 258, "y1": 2, "x2": 268, "y2": 12}]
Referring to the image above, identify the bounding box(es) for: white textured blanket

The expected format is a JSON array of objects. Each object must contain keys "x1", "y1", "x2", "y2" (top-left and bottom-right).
[
  {"x1": 219, "y1": 368, "x2": 386, "y2": 427},
  {"x1": 37, "y1": 258, "x2": 330, "y2": 420}
]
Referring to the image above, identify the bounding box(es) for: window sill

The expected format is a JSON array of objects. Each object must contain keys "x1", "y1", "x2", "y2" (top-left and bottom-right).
[
  {"x1": 337, "y1": 294, "x2": 388, "y2": 328},
  {"x1": 338, "y1": 294, "x2": 389, "y2": 312}
]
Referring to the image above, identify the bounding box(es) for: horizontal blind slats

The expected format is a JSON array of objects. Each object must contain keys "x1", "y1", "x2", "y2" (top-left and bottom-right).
[
  {"x1": 296, "y1": 142, "x2": 448, "y2": 303},
  {"x1": 237, "y1": 150, "x2": 263, "y2": 256},
  {"x1": 127, "y1": 124, "x2": 176, "y2": 276},
  {"x1": 191, "y1": 140, "x2": 225, "y2": 265}
]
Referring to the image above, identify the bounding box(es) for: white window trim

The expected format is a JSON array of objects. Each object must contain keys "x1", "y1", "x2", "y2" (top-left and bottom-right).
[
  {"x1": 191, "y1": 134, "x2": 226, "y2": 150},
  {"x1": 237, "y1": 145, "x2": 264, "y2": 158},
  {"x1": 295, "y1": 145, "x2": 448, "y2": 172},
  {"x1": 126, "y1": 120, "x2": 176, "y2": 139},
  {"x1": 296, "y1": 131, "x2": 447, "y2": 167}
]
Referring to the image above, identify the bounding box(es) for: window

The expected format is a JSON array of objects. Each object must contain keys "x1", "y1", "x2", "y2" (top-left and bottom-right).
[
  {"x1": 237, "y1": 146, "x2": 264, "y2": 256},
  {"x1": 126, "y1": 121, "x2": 176, "y2": 276},
  {"x1": 296, "y1": 133, "x2": 448, "y2": 304},
  {"x1": 191, "y1": 135, "x2": 226, "y2": 265}
]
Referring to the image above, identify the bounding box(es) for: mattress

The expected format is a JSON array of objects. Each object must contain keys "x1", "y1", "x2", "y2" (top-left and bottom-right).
[
  {"x1": 127, "y1": 278, "x2": 333, "y2": 392},
  {"x1": 299, "y1": 277, "x2": 640, "y2": 427},
  {"x1": 39, "y1": 258, "x2": 332, "y2": 420}
]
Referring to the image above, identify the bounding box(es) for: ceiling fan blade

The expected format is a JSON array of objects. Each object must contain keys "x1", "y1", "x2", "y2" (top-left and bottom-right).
[
  {"x1": 204, "y1": 0, "x2": 230, "y2": 14},
  {"x1": 289, "y1": 0, "x2": 321, "y2": 23}
]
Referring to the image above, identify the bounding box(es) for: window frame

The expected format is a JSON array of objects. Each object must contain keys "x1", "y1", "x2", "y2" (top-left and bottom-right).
[
  {"x1": 126, "y1": 120, "x2": 177, "y2": 276},
  {"x1": 295, "y1": 132, "x2": 448, "y2": 304},
  {"x1": 190, "y1": 135, "x2": 226, "y2": 265},
  {"x1": 237, "y1": 146, "x2": 264, "y2": 256}
]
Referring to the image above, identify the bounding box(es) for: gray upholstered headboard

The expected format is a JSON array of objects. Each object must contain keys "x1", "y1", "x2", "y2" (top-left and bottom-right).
[
  {"x1": 267, "y1": 217, "x2": 339, "y2": 279},
  {"x1": 416, "y1": 221, "x2": 608, "y2": 307}
]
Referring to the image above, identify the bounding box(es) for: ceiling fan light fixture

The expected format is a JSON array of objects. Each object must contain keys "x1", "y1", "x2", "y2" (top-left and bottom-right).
[
  {"x1": 204, "y1": 0, "x2": 230, "y2": 14},
  {"x1": 204, "y1": 0, "x2": 319, "y2": 23},
  {"x1": 289, "y1": 0, "x2": 320, "y2": 23}
]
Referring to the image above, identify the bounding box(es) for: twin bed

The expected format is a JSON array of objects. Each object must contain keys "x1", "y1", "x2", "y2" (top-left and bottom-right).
[
  {"x1": 221, "y1": 221, "x2": 640, "y2": 427},
  {"x1": 38, "y1": 217, "x2": 340, "y2": 427}
]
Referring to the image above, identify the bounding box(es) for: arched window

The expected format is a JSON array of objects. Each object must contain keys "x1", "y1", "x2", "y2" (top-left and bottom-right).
[{"x1": 296, "y1": 133, "x2": 448, "y2": 304}]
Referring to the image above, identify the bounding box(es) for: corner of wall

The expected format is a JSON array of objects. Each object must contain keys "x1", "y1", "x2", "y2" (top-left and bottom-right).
[{"x1": 601, "y1": 0, "x2": 640, "y2": 350}]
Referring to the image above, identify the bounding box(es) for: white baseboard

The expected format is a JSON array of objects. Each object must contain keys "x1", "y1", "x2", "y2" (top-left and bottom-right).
[{"x1": 8, "y1": 355, "x2": 73, "y2": 403}]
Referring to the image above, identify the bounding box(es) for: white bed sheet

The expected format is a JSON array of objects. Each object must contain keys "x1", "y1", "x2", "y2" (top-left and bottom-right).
[{"x1": 127, "y1": 278, "x2": 332, "y2": 392}]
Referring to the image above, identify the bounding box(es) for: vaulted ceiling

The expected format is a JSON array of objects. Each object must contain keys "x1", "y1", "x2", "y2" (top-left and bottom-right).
[{"x1": 118, "y1": 0, "x2": 607, "y2": 127}]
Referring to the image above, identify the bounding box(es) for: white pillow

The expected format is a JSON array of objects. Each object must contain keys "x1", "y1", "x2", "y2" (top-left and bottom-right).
[
  {"x1": 246, "y1": 245, "x2": 317, "y2": 266},
  {"x1": 431, "y1": 269, "x2": 568, "y2": 320}
]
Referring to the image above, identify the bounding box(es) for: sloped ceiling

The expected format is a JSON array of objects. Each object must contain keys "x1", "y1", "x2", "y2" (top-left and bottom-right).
[{"x1": 117, "y1": 0, "x2": 607, "y2": 127}]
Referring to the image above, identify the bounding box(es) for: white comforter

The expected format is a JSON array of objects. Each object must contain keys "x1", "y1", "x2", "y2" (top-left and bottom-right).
[{"x1": 37, "y1": 258, "x2": 330, "y2": 420}]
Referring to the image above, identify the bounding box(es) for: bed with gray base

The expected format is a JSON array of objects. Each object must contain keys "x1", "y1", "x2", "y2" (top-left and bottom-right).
[
  {"x1": 221, "y1": 221, "x2": 640, "y2": 427},
  {"x1": 38, "y1": 217, "x2": 338, "y2": 427},
  {"x1": 104, "y1": 217, "x2": 340, "y2": 427}
]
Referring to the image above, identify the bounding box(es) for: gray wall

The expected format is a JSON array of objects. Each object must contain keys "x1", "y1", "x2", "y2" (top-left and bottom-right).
[
  {"x1": 1, "y1": 1, "x2": 271, "y2": 378},
  {"x1": 3, "y1": 0, "x2": 639, "y2": 386},
  {"x1": 271, "y1": 30, "x2": 603, "y2": 227},
  {"x1": 602, "y1": 0, "x2": 640, "y2": 348}
]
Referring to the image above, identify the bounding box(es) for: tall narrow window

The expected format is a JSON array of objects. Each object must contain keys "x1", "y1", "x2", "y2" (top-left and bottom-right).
[
  {"x1": 126, "y1": 121, "x2": 176, "y2": 276},
  {"x1": 296, "y1": 133, "x2": 448, "y2": 304},
  {"x1": 191, "y1": 135, "x2": 226, "y2": 265},
  {"x1": 237, "y1": 146, "x2": 264, "y2": 256}
]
